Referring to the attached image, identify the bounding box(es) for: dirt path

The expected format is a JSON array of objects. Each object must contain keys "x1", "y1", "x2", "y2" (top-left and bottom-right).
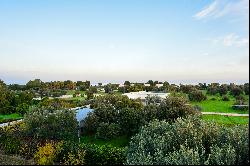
[{"x1": 201, "y1": 112, "x2": 249, "y2": 117}]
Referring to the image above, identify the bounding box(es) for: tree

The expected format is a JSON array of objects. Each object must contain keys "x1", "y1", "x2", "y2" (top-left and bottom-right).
[
  {"x1": 24, "y1": 107, "x2": 78, "y2": 141},
  {"x1": 16, "y1": 103, "x2": 29, "y2": 115},
  {"x1": 230, "y1": 87, "x2": 243, "y2": 97},
  {"x1": 86, "y1": 90, "x2": 94, "y2": 100},
  {"x1": 244, "y1": 83, "x2": 249, "y2": 95},
  {"x1": 218, "y1": 84, "x2": 228, "y2": 96},
  {"x1": 26, "y1": 79, "x2": 43, "y2": 90},
  {"x1": 124, "y1": 81, "x2": 131, "y2": 86},
  {"x1": 188, "y1": 90, "x2": 207, "y2": 102}
]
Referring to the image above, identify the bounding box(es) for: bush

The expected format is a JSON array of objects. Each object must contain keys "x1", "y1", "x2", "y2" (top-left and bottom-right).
[
  {"x1": 193, "y1": 105, "x2": 202, "y2": 111},
  {"x1": 63, "y1": 148, "x2": 86, "y2": 165},
  {"x1": 221, "y1": 95, "x2": 230, "y2": 101},
  {"x1": 188, "y1": 90, "x2": 207, "y2": 102},
  {"x1": 210, "y1": 97, "x2": 216, "y2": 101},
  {"x1": 0, "y1": 122, "x2": 24, "y2": 154},
  {"x1": 157, "y1": 96, "x2": 198, "y2": 122},
  {"x1": 34, "y1": 141, "x2": 63, "y2": 165},
  {"x1": 81, "y1": 143, "x2": 127, "y2": 165},
  {"x1": 126, "y1": 116, "x2": 249, "y2": 165},
  {"x1": 24, "y1": 107, "x2": 78, "y2": 141},
  {"x1": 16, "y1": 103, "x2": 29, "y2": 116},
  {"x1": 230, "y1": 87, "x2": 243, "y2": 97},
  {"x1": 95, "y1": 122, "x2": 121, "y2": 140}
]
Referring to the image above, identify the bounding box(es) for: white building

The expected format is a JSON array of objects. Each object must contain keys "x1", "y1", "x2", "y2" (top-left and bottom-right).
[{"x1": 122, "y1": 91, "x2": 169, "y2": 100}]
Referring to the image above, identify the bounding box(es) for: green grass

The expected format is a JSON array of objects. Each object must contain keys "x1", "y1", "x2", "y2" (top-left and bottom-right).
[
  {"x1": 202, "y1": 115, "x2": 249, "y2": 125},
  {"x1": 0, "y1": 113, "x2": 22, "y2": 120},
  {"x1": 66, "y1": 90, "x2": 86, "y2": 95},
  {"x1": 191, "y1": 94, "x2": 249, "y2": 114},
  {"x1": 80, "y1": 135, "x2": 129, "y2": 147},
  {"x1": 0, "y1": 113, "x2": 23, "y2": 123}
]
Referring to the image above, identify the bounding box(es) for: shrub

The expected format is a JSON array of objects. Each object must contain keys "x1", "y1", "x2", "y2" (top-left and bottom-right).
[
  {"x1": 193, "y1": 105, "x2": 202, "y2": 111},
  {"x1": 34, "y1": 141, "x2": 63, "y2": 165},
  {"x1": 188, "y1": 90, "x2": 207, "y2": 102},
  {"x1": 210, "y1": 97, "x2": 216, "y2": 101},
  {"x1": 0, "y1": 122, "x2": 24, "y2": 154},
  {"x1": 126, "y1": 116, "x2": 249, "y2": 165},
  {"x1": 16, "y1": 103, "x2": 30, "y2": 116},
  {"x1": 230, "y1": 87, "x2": 243, "y2": 97},
  {"x1": 24, "y1": 107, "x2": 78, "y2": 141},
  {"x1": 81, "y1": 143, "x2": 127, "y2": 165},
  {"x1": 206, "y1": 144, "x2": 236, "y2": 165},
  {"x1": 157, "y1": 96, "x2": 198, "y2": 122},
  {"x1": 96, "y1": 122, "x2": 121, "y2": 140},
  {"x1": 63, "y1": 148, "x2": 86, "y2": 165},
  {"x1": 221, "y1": 95, "x2": 230, "y2": 101}
]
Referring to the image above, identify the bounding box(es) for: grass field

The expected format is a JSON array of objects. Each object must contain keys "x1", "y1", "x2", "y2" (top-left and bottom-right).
[
  {"x1": 80, "y1": 135, "x2": 129, "y2": 147},
  {"x1": 0, "y1": 113, "x2": 23, "y2": 123},
  {"x1": 202, "y1": 115, "x2": 249, "y2": 125},
  {"x1": 191, "y1": 92, "x2": 249, "y2": 114}
]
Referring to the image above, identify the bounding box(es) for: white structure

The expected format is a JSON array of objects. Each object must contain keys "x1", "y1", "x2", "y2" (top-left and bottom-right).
[
  {"x1": 156, "y1": 84, "x2": 164, "y2": 88},
  {"x1": 123, "y1": 91, "x2": 169, "y2": 100}
]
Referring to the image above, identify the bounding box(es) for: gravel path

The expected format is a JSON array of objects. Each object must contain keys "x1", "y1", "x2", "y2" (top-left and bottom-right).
[
  {"x1": 201, "y1": 112, "x2": 249, "y2": 117},
  {"x1": 0, "y1": 119, "x2": 23, "y2": 127}
]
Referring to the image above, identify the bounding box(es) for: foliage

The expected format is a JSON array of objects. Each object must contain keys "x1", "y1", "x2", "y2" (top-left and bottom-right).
[
  {"x1": 34, "y1": 141, "x2": 63, "y2": 165},
  {"x1": 96, "y1": 122, "x2": 121, "y2": 140},
  {"x1": 244, "y1": 83, "x2": 249, "y2": 95},
  {"x1": 230, "y1": 87, "x2": 243, "y2": 97},
  {"x1": 126, "y1": 116, "x2": 249, "y2": 165},
  {"x1": 63, "y1": 148, "x2": 86, "y2": 165},
  {"x1": 221, "y1": 95, "x2": 230, "y2": 101},
  {"x1": 80, "y1": 143, "x2": 127, "y2": 165},
  {"x1": 188, "y1": 90, "x2": 207, "y2": 102},
  {"x1": 0, "y1": 122, "x2": 24, "y2": 154},
  {"x1": 16, "y1": 103, "x2": 30, "y2": 116},
  {"x1": 24, "y1": 107, "x2": 78, "y2": 141}
]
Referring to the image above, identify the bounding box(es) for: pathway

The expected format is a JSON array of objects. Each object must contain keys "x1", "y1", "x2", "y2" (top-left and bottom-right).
[{"x1": 201, "y1": 112, "x2": 249, "y2": 117}]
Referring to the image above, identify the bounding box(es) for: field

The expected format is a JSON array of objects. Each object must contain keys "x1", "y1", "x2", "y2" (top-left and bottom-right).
[
  {"x1": 0, "y1": 113, "x2": 23, "y2": 123},
  {"x1": 191, "y1": 92, "x2": 249, "y2": 114},
  {"x1": 202, "y1": 115, "x2": 249, "y2": 125}
]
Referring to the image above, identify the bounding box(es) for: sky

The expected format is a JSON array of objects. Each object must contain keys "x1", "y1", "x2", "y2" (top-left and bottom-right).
[{"x1": 0, "y1": 0, "x2": 249, "y2": 85}]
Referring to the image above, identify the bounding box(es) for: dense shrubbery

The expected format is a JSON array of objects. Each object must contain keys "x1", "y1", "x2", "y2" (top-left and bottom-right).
[
  {"x1": 34, "y1": 140, "x2": 63, "y2": 165},
  {"x1": 188, "y1": 90, "x2": 207, "y2": 102},
  {"x1": 24, "y1": 107, "x2": 78, "y2": 141},
  {"x1": 82, "y1": 95, "x2": 198, "y2": 139},
  {"x1": 126, "y1": 116, "x2": 249, "y2": 165}
]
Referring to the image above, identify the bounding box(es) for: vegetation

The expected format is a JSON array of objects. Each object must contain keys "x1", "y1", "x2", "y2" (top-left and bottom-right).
[
  {"x1": 0, "y1": 79, "x2": 249, "y2": 165},
  {"x1": 126, "y1": 116, "x2": 249, "y2": 165},
  {"x1": 202, "y1": 115, "x2": 249, "y2": 125}
]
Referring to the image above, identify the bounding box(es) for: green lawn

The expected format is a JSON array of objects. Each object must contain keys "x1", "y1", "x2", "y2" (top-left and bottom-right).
[
  {"x1": 191, "y1": 93, "x2": 249, "y2": 114},
  {"x1": 66, "y1": 90, "x2": 86, "y2": 95},
  {"x1": 80, "y1": 135, "x2": 129, "y2": 147},
  {"x1": 0, "y1": 113, "x2": 23, "y2": 123},
  {"x1": 202, "y1": 115, "x2": 249, "y2": 125}
]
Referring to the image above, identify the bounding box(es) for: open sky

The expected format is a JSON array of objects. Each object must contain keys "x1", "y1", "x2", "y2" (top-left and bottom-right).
[{"x1": 0, "y1": 0, "x2": 249, "y2": 84}]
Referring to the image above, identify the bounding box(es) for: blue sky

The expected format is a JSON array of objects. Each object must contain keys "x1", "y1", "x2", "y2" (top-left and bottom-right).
[{"x1": 0, "y1": 0, "x2": 249, "y2": 84}]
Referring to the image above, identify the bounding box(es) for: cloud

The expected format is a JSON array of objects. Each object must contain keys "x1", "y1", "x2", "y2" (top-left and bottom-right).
[
  {"x1": 193, "y1": 1, "x2": 218, "y2": 20},
  {"x1": 193, "y1": 0, "x2": 249, "y2": 20},
  {"x1": 208, "y1": 33, "x2": 249, "y2": 47}
]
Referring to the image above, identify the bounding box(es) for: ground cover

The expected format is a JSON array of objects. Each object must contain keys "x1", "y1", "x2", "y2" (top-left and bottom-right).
[
  {"x1": 0, "y1": 113, "x2": 23, "y2": 123},
  {"x1": 191, "y1": 93, "x2": 249, "y2": 114},
  {"x1": 80, "y1": 135, "x2": 129, "y2": 147},
  {"x1": 202, "y1": 114, "x2": 249, "y2": 125}
]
